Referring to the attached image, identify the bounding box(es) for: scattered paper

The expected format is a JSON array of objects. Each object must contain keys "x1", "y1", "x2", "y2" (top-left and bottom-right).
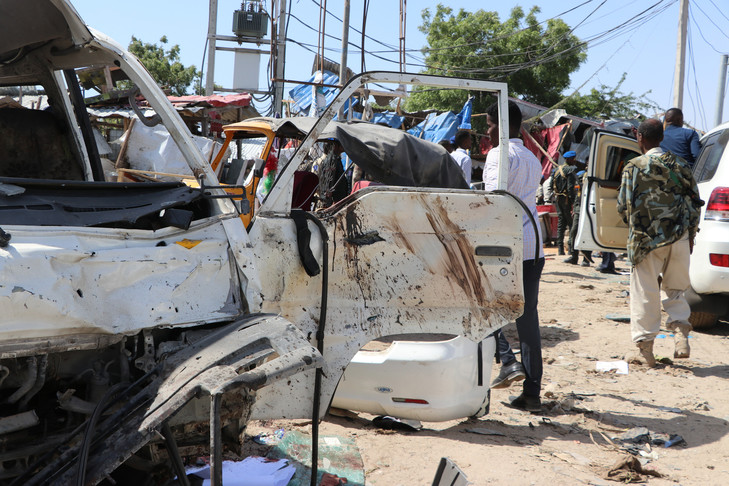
[
  {"x1": 186, "y1": 457, "x2": 296, "y2": 486},
  {"x1": 596, "y1": 360, "x2": 629, "y2": 375},
  {"x1": 322, "y1": 437, "x2": 341, "y2": 447}
]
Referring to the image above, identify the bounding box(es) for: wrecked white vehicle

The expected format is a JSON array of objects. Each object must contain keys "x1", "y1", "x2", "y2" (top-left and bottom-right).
[{"x1": 0, "y1": 1, "x2": 525, "y2": 484}]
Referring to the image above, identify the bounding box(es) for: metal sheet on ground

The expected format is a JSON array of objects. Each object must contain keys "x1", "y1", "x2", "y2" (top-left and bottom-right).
[{"x1": 268, "y1": 430, "x2": 365, "y2": 486}]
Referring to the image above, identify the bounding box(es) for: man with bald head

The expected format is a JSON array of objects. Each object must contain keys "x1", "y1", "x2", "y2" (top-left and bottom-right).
[
  {"x1": 617, "y1": 119, "x2": 703, "y2": 367},
  {"x1": 660, "y1": 108, "x2": 700, "y2": 168}
]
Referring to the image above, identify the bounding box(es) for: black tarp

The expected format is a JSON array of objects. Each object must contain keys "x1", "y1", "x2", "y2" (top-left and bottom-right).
[{"x1": 319, "y1": 121, "x2": 469, "y2": 189}]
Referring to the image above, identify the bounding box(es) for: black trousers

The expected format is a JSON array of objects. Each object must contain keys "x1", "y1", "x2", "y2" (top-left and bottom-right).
[
  {"x1": 555, "y1": 195, "x2": 572, "y2": 245},
  {"x1": 568, "y1": 203, "x2": 580, "y2": 253},
  {"x1": 496, "y1": 257, "x2": 545, "y2": 397},
  {"x1": 598, "y1": 252, "x2": 617, "y2": 271}
]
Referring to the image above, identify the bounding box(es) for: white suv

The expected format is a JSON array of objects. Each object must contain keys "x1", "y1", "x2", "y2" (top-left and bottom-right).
[
  {"x1": 575, "y1": 127, "x2": 729, "y2": 328},
  {"x1": 685, "y1": 123, "x2": 729, "y2": 327}
]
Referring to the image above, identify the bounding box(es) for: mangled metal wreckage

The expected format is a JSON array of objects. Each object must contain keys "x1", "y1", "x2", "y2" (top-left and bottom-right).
[{"x1": 0, "y1": 1, "x2": 524, "y2": 484}]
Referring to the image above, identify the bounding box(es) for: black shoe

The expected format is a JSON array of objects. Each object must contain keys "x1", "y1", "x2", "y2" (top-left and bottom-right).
[
  {"x1": 599, "y1": 267, "x2": 619, "y2": 274},
  {"x1": 491, "y1": 361, "x2": 526, "y2": 389},
  {"x1": 558, "y1": 248, "x2": 565, "y2": 256},
  {"x1": 507, "y1": 393, "x2": 542, "y2": 412},
  {"x1": 563, "y1": 256, "x2": 578, "y2": 264}
]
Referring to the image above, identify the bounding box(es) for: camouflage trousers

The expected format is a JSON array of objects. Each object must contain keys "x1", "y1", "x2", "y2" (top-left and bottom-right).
[{"x1": 630, "y1": 234, "x2": 691, "y2": 342}]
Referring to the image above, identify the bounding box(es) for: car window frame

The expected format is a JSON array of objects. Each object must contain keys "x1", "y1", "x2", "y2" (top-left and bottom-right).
[{"x1": 695, "y1": 130, "x2": 728, "y2": 183}]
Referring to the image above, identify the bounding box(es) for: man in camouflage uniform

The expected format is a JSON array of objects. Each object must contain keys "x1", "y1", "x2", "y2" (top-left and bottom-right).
[
  {"x1": 565, "y1": 170, "x2": 593, "y2": 266},
  {"x1": 548, "y1": 151, "x2": 578, "y2": 255},
  {"x1": 617, "y1": 119, "x2": 703, "y2": 367}
]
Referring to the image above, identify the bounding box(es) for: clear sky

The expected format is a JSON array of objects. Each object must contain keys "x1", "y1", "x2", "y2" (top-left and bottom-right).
[{"x1": 70, "y1": 0, "x2": 729, "y2": 132}]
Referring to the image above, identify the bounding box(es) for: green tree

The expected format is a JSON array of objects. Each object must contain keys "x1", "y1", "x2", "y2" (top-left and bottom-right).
[
  {"x1": 405, "y1": 5, "x2": 586, "y2": 123},
  {"x1": 560, "y1": 74, "x2": 659, "y2": 120},
  {"x1": 128, "y1": 36, "x2": 200, "y2": 96}
]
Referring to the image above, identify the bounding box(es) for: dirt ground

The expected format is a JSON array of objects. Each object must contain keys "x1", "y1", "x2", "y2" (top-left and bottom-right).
[{"x1": 246, "y1": 246, "x2": 729, "y2": 485}]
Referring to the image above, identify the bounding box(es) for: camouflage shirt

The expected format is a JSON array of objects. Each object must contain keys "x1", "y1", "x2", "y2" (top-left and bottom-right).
[
  {"x1": 617, "y1": 148, "x2": 703, "y2": 265},
  {"x1": 550, "y1": 163, "x2": 577, "y2": 201}
]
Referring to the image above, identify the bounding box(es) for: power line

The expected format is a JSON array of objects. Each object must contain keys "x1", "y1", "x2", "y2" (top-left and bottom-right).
[
  {"x1": 414, "y1": 1, "x2": 674, "y2": 77},
  {"x1": 685, "y1": 22, "x2": 707, "y2": 128},
  {"x1": 707, "y1": 0, "x2": 729, "y2": 24},
  {"x1": 688, "y1": 1, "x2": 729, "y2": 52},
  {"x1": 281, "y1": 0, "x2": 681, "y2": 105}
]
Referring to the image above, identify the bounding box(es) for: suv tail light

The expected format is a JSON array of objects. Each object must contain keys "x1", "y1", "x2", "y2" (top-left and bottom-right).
[
  {"x1": 705, "y1": 187, "x2": 729, "y2": 221},
  {"x1": 710, "y1": 253, "x2": 729, "y2": 267}
]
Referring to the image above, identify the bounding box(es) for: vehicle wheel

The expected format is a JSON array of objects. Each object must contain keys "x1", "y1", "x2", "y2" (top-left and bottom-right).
[{"x1": 689, "y1": 311, "x2": 718, "y2": 329}]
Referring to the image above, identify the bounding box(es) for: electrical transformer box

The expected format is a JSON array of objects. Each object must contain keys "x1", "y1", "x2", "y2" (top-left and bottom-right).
[{"x1": 233, "y1": 5, "x2": 268, "y2": 39}]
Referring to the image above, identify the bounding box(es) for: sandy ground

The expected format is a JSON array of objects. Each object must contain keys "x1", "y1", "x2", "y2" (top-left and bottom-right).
[{"x1": 246, "y1": 246, "x2": 729, "y2": 485}]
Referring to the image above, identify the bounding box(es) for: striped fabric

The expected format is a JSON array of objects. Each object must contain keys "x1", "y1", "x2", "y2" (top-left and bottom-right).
[{"x1": 483, "y1": 138, "x2": 544, "y2": 261}]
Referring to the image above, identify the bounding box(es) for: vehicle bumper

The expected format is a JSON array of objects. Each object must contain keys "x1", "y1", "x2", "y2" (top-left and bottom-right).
[{"x1": 332, "y1": 335, "x2": 496, "y2": 422}]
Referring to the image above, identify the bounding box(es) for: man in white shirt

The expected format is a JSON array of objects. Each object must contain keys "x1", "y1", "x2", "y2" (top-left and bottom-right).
[
  {"x1": 483, "y1": 100, "x2": 545, "y2": 412},
  {"x1": 450, "y1": 130, "x2": 473, "y2": 184}
]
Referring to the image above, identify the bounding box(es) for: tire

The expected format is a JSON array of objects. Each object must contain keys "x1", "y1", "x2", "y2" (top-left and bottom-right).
[{"x1": 689, "y1": 311, "x2": 718, "y2": 329}]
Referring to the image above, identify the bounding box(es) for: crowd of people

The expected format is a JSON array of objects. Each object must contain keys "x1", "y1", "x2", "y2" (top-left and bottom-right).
[{"x1": 447, "y1": 102, "x2": 703, "y2": 412}]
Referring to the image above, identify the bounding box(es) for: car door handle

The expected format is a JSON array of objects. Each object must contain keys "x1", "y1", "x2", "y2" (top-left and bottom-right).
[{"x1": 475, "y1": 246, "x2": 512, "y2": 257}]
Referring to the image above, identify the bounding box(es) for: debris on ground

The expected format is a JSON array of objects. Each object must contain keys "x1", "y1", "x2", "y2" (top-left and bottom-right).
[
  {"x1": 253, "y1": 428, "x2": 286, "y2": 445},
  {"x1": 604, "y1": 455, "x2": 664, "y2": 482},
  {"x1": 320, "y1": 472, "x2": 349, "y2": 485},
  {"x1": 266, "y1": 431, "x2": 365, "y2": 486},
  {"x1": 692, "y1": 401, "x2": 712, "y2": 411},
  {"x1": 613, "y1": 426, "x2": 687, "y2": 455},
  {"x1": 657, "y1": 406, "x2": 683, "y2": 414},
  {"x1": 617, "y1": 427, "x2": 650, "y2": 444},
  {"x1": 186, "y1": 456, "x2": 296, "y2": 486},
  {"x1": 595, "y1": 361, "x2": 629, "y2": 374},
  {"x1": 371, "y1": 415, "x2": 422, "y2": 431},
  {"x1": 605, "y1": 314, "x2": 631, "y2": 323}
]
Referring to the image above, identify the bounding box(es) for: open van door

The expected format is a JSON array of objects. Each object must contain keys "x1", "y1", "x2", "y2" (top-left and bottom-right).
[{"x1": 575, "y1": 129, "x2": 640, "y2": 252}]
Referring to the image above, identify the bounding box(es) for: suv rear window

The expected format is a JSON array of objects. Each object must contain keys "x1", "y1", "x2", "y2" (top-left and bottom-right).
[{"x1": 694, "y1": 130, "x2": 728, "y2": 182}]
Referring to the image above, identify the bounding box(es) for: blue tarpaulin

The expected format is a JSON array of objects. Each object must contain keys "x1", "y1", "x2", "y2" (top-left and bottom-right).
[
  {"x1": 371, "y1": 111, "x2": 405, "y2": 129},
  {"x1": 288, "y1": 71, "x2": 356, "y2": 117},
  {"x1": 406, "y1": 111, "x2": 459, "y2": 143},
  {"x1": 457, "y1": 97, "x2": 473, "y2": 130}
]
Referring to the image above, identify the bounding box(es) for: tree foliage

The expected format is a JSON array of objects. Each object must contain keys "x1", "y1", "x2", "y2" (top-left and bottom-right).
[
  {"x1": 560, "y1": 74, "x2": 659, "y2": 120},
  {"x1": 404, "y1": 5, "x2": 586, "y2": 123},
  {"x1": 128, "y1": 36, "x2": 200, "y2": 96}
]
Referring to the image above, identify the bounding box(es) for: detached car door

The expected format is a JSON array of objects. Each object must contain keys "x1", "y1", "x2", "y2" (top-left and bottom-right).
[{"x1": 575, "y1": 130, "x2": 640, "y2": 252}]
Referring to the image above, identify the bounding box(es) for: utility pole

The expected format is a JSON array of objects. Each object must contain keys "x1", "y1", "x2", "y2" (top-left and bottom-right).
[
  {"x1": 272, "y1": 0, "x2": 287, "y2": 115},
  {"x1": 715, "y1": 54, "x2": 729, "y2": 127},
  {"x1": 205, "y1": 0, "x2": 218, "y2": 96},
  {"x1": 399, "y1": 0, "x2": 406, "y2": 72},
  {"x1": 339, "y1": 0, "x2": 350, "y2": 86},
  {"x1": 338, "y1": 0, "x2": 350, "y2": 119},
  {"x1": 672, "y1": 0, "x2": 688, "y2": 109}
]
